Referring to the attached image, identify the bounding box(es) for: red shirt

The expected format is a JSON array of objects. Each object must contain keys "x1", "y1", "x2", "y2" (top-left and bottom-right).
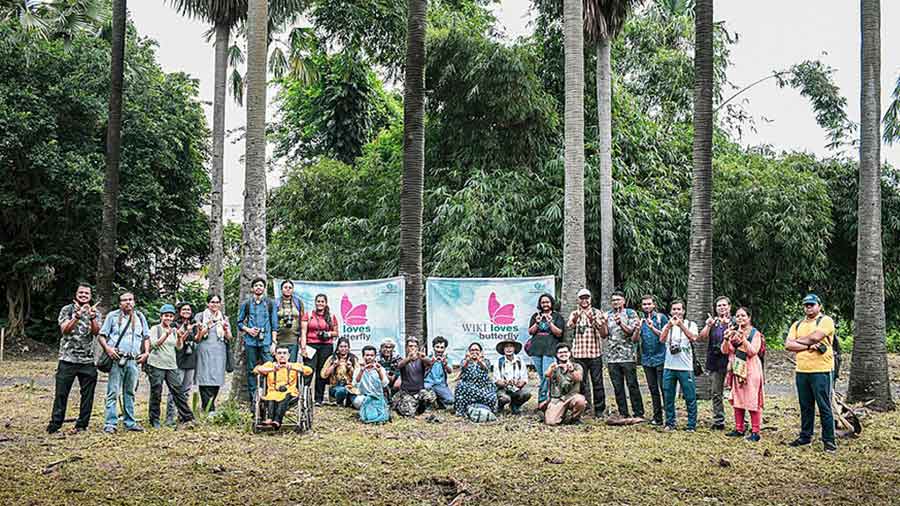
[{"x1": 306, "y1": 311, "x2": 338, "y2": 344}]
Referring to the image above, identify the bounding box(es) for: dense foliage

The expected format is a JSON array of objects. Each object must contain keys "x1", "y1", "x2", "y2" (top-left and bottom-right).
[{"x1": 0, "y1": 23, "x2": 210, "y2": 339}]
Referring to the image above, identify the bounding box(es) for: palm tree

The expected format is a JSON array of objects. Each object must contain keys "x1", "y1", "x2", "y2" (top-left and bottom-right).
[
  {"x1": 1, "y1": 0, "x2": 105, "y2": 41},
  {"x1": 168, "y1": 0, "x2": 306, "y2": 307},
  {"x1": 96, "y1": 0, "x2": 126, "y2": 311},
  {"x1": 561, "y1": 0, "x2": 585, "y2": 314},
  {"x1": 686, "y1": 0, "x2": 713, "y2": 397},
  {"x1": 584, "y1": 0, "x2": 638, "y2": 309},
  {"x1": 399, "y1": 0, "x2": 427, "y2": 339},
  {"x1": 849, "y1": 0, "x2": 894, "y2": 410}
]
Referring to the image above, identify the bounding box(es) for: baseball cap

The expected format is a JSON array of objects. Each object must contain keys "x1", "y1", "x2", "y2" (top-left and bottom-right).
[
  {"x1": 159, "y1": 303, "x2": 176, "y2": 315},
  {"x1": 577, "y1": 288, "x2": 591, "y2": 298},
  {"x1": 802, "y1": 294, "x2": 821, "y2": 305}
]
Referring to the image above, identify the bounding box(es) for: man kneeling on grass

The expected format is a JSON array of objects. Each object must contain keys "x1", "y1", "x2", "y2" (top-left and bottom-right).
[
  {"x1": 253, "y1": 347, "x2": 313, "y2": 428},
  {"x1": 353, "y1": 345, "x2": 391, "y2": 423},
  {"x1": 544, "y1": 343, "x2": 587, "y2": 425}
]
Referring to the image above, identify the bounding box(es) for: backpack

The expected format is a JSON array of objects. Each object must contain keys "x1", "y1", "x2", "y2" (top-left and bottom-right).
[{"x1": 240, "y1": 297, "x2": 275, "y2": 332}]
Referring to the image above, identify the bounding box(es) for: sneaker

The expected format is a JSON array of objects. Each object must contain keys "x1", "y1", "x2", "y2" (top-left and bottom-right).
[
  {"x1": 151, "y1": 421, "x2": 161, "y2": 429},
  {"x1": 788, "y1": 437, "x2": 812, "y2": 447},
  {"x1": 823, "y1": 441, "x2": 837, "y2": 454},
  {"x1": 649, "y1": 419, "x2": 662, "y2": 426},
  {"x1": 46, "y1": 425, "x2": 61, "y2": 434},
  {"x1": 746, "y1": 433, "x2": 761, "y2": 442},
  {"x1": 126, "y1": 425, "x2": 144, "y2": 432},
  {"x1": 711, "y1": 423, "x2": 725, "y2": 431},
  {"x1": 103, "y1": 426, "x2": 117, "y2": 434},
  {"x1": 725, "y1": 430, "x2": 744, "y2": 437},
  {"x1": 663, "y1": 425, "x2": 676, "y2": 432},
  {"x1": 685, "y1": 427, "x2": 696, "y2": 433}
]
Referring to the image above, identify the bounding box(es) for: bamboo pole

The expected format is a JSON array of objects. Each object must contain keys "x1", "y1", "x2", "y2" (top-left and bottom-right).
[{"x1": 0, "y1": 327, "x2": 5, "y2": 362}]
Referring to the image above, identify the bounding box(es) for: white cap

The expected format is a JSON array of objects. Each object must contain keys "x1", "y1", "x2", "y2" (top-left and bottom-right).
[{"x1": 577, "y1": 288, "x2": 591, "y2": 298}]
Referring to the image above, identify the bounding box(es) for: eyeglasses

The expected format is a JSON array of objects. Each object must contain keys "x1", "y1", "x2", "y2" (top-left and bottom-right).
[{"x1": 210, "y1": 300, "x2": 221, "y2": 304}]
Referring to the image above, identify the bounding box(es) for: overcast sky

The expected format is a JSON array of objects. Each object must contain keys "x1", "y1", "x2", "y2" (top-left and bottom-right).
[{"x1": 131, "y1": 1, "x2": 900, "y2": 209}]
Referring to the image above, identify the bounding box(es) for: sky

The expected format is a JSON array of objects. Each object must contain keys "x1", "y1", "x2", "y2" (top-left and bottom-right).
[{"x1": 131, "y1": 1, "x2": 900, "y2": 212}]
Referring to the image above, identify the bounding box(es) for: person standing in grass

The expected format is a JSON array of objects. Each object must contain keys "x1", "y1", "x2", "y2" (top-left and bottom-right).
[
  {"x1": 599, "y1": 291, "x2": 644, "y2": 419},
  {"x1": 166, "y1": 302, "x2": 198, "y2": 426},
  {"x1": 721, "y1": 307, "x2": 764, "y2": 442},
  {"x1": 48, "y1": 283, "x2": 101, "y2": 434},
  {"x1": 527, "y1": 293, "x2": 565, "y2": 408},
  {"x1": 99, "y1": 291, "x2": 150, "y2": 433},
  {"x1": 544, "y1": 343, "x2": 587, "y2": 425},
  {"x1": 194, "y1": 295, "x2": 232, "y2": 414},
  {"x1": 659, "y1": 299, "x2": 698, "y2": 432},
  {"x1": 784, "y1": 294, "x2": 837, "y2": 453},
  {"x1": 699, "y1": 296, "x2": 734, "y2": 430},
  {"x1": 565, "y1": 288, "x2": 607, "y2": 416},
  {"x1": 146, "y1": 304, "x2": 195, "y2": 429},
  {"x1": 638, "y1": 294, "x2": 669, "y2": 426},
  {"x1": 237, "y1": 277, "x2": 279, "y2": 403}
]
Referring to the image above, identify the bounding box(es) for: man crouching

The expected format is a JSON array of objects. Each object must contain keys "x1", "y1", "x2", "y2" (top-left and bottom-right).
[
  {"x1": 544, "y1": 343, "x2": 587, "y2": 425},
  {"x1": 253, "y1": 347, "x2": 312, "y2": 428}
]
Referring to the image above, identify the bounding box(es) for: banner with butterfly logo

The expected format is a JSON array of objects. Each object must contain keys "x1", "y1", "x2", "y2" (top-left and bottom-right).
[
  {"x1": 426, "y1": 276, "x2": 556, "y2": 364},
  {"x1": 273, "y1": 277, "x2": 406, "y2": 355}
]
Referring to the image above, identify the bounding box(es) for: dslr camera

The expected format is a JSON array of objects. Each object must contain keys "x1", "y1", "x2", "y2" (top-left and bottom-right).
[
  {"x1": 669, "y1": 342, "x2": 681, "y2": 355},
  {"x1": 317, "y1": 331, "x2": 328, "y2": 339},
  {"x1": 118, "y1": 352, "x2": 137, "y2": 367},
  {"x1": 276, "y1": 385, "x2": 289, "y2": 393}
]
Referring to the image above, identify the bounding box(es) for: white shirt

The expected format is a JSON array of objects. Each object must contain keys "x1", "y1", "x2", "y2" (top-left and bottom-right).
[{"x1": 493, "y1": 356, "x2": 528, "y2": 391}]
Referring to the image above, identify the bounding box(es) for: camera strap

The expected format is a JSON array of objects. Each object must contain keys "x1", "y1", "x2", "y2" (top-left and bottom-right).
[{"x1": 111, "y1": 311, "x2": 132, "y2": 355}]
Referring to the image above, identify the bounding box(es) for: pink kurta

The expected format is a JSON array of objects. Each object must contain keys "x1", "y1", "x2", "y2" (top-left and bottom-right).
[{"x1": 721, "y1": 328, "x2": 764, "y2": 411}]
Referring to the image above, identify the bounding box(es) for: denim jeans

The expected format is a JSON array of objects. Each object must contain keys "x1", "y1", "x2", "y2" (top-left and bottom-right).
[
  {"x1": 643, "y1": 364, "x2": 665, "y2": 423},
  {"x1": 246, "y1": 345, "x2": 273, "y2": 402},
  {"x1": 48, "y1": 361, "x2": 97, "y2": 432},
  {"x1": 796, "y1": 371, "x2": 835, "y2": 444},
  {"x1": 607, "y1": 362, "x2": 644, "y2": 417},
  {"x1": 330, "y1": 384, "x2": 355, "y2": 407},
  {"x1": 427, "y1": 383, "x2": 455, "y2": 407},
  {"x1": 531, "y1": 355, "x2": 556, "y2": 404},
  {"x1": 663, "y1": 368, "x2": 697, "y2": 429},
  {"x1": 105, "y1": 360, "x2": 139, "y2": 429}
]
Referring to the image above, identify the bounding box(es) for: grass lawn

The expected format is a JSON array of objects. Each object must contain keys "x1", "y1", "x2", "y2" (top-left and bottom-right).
[{"x1": 1, "y1": 357, "x2": 898, "y2": 505}]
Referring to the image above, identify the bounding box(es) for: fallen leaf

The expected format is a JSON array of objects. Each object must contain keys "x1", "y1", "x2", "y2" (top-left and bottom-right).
[{"x1": 718, "y1": 457, "x2": 731, "y2": 468}]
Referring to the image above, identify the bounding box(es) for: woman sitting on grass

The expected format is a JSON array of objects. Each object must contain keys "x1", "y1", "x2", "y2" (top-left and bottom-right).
[
  {"x1": 721, "y1": 307, "x2": 765, "y2": 442},
  {"x1": 453, "y1": 342, "x2": 497, "y2": 419},
  {"x1": 321, "y1": 337, "x2": 359, "y2": 407}
]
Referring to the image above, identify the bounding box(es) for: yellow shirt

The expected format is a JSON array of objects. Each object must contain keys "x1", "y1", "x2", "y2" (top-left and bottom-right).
[
  {"x1": 253, "y1": 362, "x2": 313, "y2": 401},
  {"x1": 788, "y1": 314, "x2": 835, "y2": 373}
]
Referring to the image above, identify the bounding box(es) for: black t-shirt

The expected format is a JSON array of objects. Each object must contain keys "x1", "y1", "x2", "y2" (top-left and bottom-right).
[
  {"x1": 529, "y1": 311, "x2": 566, "y2": 357},
  {"x1": 400, "y1": 358, "x2": 425, "y2": 393}
]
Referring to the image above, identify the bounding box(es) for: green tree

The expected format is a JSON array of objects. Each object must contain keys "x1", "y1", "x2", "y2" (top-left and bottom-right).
[{"x1": 849, "y1": 0, "x2": 893, "y2": 410}]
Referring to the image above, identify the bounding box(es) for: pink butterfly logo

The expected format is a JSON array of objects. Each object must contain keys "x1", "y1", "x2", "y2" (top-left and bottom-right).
[
  {"x1": 340, "y1": 294, "x2": 368, "y2": 325},
  {"x1": 488, "y1": 292, "x2": 515, "y2": 325}
]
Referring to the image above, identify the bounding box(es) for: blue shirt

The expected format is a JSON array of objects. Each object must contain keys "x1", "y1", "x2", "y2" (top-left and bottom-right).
[
  {"x1": 639, "y1": 312, "x2": 669, "y2": 367},
  {"x1": 424, "y1": 356, "x2": 449, "y2": 388},
  {"x1": 237, "y1": 297, "x2": 279, "y2": 347},
  {"x1": 100, "y1": 309, "x2": 149, "y2": 355}
]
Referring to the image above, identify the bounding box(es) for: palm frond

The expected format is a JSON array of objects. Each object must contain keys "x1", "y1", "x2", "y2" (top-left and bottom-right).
[
  {"x1": 883, "y1": 74, "x2": 900, "y2": 145},
  {"x1": 584, "y1": 0, "x2": 642, "y2": 43},
  {"x1": 229, "y1": 67, "x2": 244, "y2": 105}
]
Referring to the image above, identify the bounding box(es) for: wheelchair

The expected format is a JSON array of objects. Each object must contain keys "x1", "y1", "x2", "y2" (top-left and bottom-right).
[{"x1": 252, "y1": 362, "x2": 314, "y2": 434}]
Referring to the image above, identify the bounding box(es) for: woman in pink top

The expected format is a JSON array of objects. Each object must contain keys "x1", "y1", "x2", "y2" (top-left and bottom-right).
[
  {"x1": 721, "y1": 307, "x2": 765, "y2": 442},
  {"x1": 306, "y1": 294, "x2": 339, "y2": 405}
]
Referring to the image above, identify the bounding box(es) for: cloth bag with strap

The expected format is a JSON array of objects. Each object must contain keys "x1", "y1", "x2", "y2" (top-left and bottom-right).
[
  {"x1": 731, "y1": 328, "x2": 758, "y2": 382},
  {"x1": 95, "y1": 314, "x2": 133, "y2": 373}
]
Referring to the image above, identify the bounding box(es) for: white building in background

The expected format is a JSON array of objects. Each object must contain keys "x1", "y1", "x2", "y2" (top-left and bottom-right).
[{"x1": 223, "y1": 204, "x2": 243, "y2": 224}]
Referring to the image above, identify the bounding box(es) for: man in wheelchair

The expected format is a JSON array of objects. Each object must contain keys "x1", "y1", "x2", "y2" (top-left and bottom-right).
[{"x1": 253, "y1": 347, "x2": 313, "y2": 428}]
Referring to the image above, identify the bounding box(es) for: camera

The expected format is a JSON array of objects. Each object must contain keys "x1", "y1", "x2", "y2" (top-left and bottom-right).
[
  {"x1": 669, "y1": 343, "x2": 681, "y2": 355},
  {"x1": 276, "y1": 385, "x2": 288, "y2": 393},
  {"x1": 183, "y1": 341, "x2": 195, "y2": 355},
  {"x1": 814, "y1": 343, "x2": 828, "y2": 354},
  {"x1": 317, "y1": 331, "x2": 327, "y2": 339},
  {"x1": 117, "y1": 352, "x2": 136, "y2": 367}
]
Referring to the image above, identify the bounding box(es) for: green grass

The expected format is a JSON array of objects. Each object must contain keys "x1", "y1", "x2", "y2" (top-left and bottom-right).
[{"x1": 1, "y1": 358, "x2": 898, "y2": 505}]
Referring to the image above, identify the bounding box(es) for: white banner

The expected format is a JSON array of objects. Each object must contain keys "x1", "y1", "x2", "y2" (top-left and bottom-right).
[{"x1": 426, "y1": 276, "x2": 556, "y2": 364}]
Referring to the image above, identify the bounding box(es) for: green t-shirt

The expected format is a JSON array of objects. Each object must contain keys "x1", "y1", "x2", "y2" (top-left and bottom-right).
[{"x1": 147, "y1": 324, "x2": 178, "y2": 370}]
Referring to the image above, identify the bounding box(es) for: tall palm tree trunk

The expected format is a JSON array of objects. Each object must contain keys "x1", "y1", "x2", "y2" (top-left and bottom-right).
[
  {"x1": 597, "y1": 38, "x2": 614, "y2": 309},
  {"x1": 209, "y1": 21, "x2": 229, "y2": 301},
  {"x1": 96, "y1": 0, "x2": 127, "y2": 312},
  {"x1": 399, "y1": 0, "x2": 427, "y2": 340},
  {"x1": 849, "y1": 0, "x2": 894, "y2": 410},
  {"x1": 687, "y1": 0, "x2": 714, "y2": 399},
  {"x1": 561, "y1": 0, "x2": 585, "y2": 315},
  {"x1": 232, "y1": 0, "x2": 269, "y2": 402}
]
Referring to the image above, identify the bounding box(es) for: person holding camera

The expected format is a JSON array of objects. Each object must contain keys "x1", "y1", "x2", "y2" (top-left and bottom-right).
[
  {"x1": 194, "y1": 295, "x2": 232, "y2": 413},
  {"x1": 393, "y1": 337, "x2": 437, "y2": 416},
  {"x1": 424, "y1": 336, "x2": 454, "y2": 409},
  {"x1": 599, "y1": 291, "x2": 644, "y2": 420},
  {"x1": 493, "y1": 339, "x2": 530, "y2": 414},
  {"x1": 237, "y1": 277, "x2": 279, "y2": 403},
  {"x1": 48, "y1": 283, "x2": 101, "y2": 434},
  {"x1": 163, "y1": 302, "x2": 198, "y2": 426},
  {"x1": 659, "y1": 299, "x2": 698, "y2": 431},
  {"x1": 253, "y1": 346, "x2": 313, "y2": 428},
  {"x1": 784, "y1": 294, "x2": 837, "y2": 453},
  {"x1": 454, "y1": 342, "x2": 497, "y2": 419},
  {"x1": 277, "y1": 280, "x2": 308, "y2": 362},
  {"x1": 146, "y1": 304, "x2": 195, "y2": 429},
  {"x1": 544, "y1": 342, "x2": 587, "y2": 425},
  {"x1": 564, "y1": 288, "x2": 606, "y2": 417},
  {"x1": 306, "y1": 293, "x2": 339, "y2": 405},
  {"x1": 98, "y1": 291, "x2": 150, "y2": 433},
  {"x1": 320, "y1": 337, "x2": 359, "y2": 407},
  {"x1": 699, "y1": 295, "x2": 734, "y2": 430},
  {"x1": 721, "y1": 307, "x2": 765, "y2": 442},
  {"x1": 527, "y1": 293, "x2": 564, "y2": 408},
  {"x1": 353, "y1": 345, "x2": 391, "y2": 423},
  {"x1": 639, "y1": 295, "x2": 669, "y2": 426}
]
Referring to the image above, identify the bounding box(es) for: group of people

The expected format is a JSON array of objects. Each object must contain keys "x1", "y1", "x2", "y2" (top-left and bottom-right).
[{"x1": 47, "y1": 279, "x2": 840, "y2": 453}]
